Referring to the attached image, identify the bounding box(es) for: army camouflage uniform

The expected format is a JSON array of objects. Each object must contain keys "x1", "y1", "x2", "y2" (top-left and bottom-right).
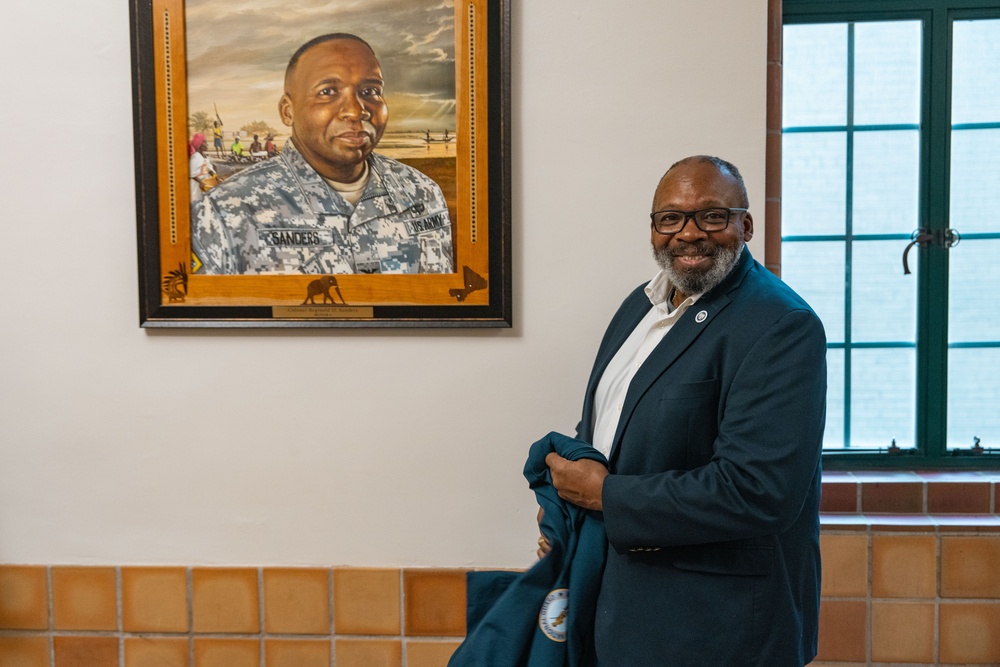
[{"x1": 191, "y1": 141, "x2": 453, "y2": 274}]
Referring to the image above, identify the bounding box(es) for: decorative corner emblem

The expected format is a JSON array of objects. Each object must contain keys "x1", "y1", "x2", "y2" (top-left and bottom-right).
[
  {"x1": 302, "y1": 275, "x2": 348, "y2": 305},
  {"x1": 449, "y1": 265, "x2": 488, "y2": 301},
  {"x1": 538, "y1": 588, "x2": 569, "y2": 642},
  {"x1": 695, "y1": 310, "x2": 708, "y2": 323},
  {"x1": 162, "y1": 262, "x2": 188, "y2": 303}
]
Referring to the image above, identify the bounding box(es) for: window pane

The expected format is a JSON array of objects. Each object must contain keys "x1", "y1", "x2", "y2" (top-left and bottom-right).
[
  {"x1": 851, "y1": 348, "x2": 916, "y2": 449},
  {"x1": 947, "y1": 19, "x2": 1000, "y2": 456},
  {"x1": 948, "y1": 347, "x2": 1000, "y2": 450},
  {"x1": 781, "y1": 241, "x2": 846, "y2": 344},
  {"x1": 824, "y1": 349, "x2": 846, "y2": 450},
  {"x1": 854, "y1": 21, "x2": 922, "y2": 126},
  {"x1": 949, "y1": 239, "x2": 1000, "y2": 344},
  {"x1": 852, "y1": 130, "x2": 920, "y2": 236},
  {"x1": 851, "y1": 241, "x2": 916, "y2": 344},
  {"x1": 782, "y1": 132, "x2": 847, "y2": 236},
  {"x1": 783, "y1": 23, "x2": 847, "y2": 127},
  {"x1": 950, "y1": 128, "x2": 1000, "y2": 235},
  {"x1": 952, "y1": 19, "x2": 1000, "y2": 125}
]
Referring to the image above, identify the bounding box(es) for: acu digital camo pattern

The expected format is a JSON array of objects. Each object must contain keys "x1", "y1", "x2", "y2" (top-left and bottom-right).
[{"x1": 191, "y1": 141, "x2": 454, "y2": 274}]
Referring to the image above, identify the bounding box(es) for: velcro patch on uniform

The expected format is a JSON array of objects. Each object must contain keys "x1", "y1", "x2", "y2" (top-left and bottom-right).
[
  {"x1": 259, "y1": 228, "x2": 335, "y2": 247},
  {"x1": 403, "y1": 211, "x2": 449, "y2": 236}
]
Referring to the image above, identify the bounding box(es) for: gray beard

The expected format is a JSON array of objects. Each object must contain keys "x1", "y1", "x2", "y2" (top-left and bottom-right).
[{"x1": 653, "y1": 238, "x2": 743, "y2": 297}]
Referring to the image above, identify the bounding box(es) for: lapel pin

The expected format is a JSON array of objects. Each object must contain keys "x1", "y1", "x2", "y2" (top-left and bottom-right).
[{"x1": 695, "y1": 310, "x2": 708, "y2": 323}]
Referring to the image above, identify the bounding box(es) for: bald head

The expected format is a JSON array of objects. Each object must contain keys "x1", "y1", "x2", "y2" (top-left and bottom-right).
[{"x1": 656, "y1": 155, "x2": 749, "y2": 210}]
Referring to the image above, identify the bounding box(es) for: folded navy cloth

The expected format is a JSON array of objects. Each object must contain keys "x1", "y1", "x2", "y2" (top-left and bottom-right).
[{"x1": 448, "y1": 432, "x2": 608, "y2": 667}]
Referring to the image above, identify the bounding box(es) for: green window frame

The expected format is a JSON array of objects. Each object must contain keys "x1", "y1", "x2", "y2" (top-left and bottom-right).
[{"x1": 782, "y1": 0, "x2": 1000, "y2": 468}]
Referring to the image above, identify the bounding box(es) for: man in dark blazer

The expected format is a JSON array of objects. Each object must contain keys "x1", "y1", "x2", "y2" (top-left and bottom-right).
[{"x1": 544, "y1": 156, "x2": 827, "y2": 666}]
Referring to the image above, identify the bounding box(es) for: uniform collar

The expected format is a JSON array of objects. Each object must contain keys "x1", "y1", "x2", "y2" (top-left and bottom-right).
[{"x1": 280, "y1": 140, "x2": 417, "y2": 224}]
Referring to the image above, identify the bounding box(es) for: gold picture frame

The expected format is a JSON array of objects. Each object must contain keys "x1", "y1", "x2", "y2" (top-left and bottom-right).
[{"x1": 130, "y1": 0, "x2": 511, "y2": 327}]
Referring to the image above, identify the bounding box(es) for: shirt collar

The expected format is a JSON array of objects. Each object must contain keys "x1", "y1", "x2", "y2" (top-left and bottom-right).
[{"x1": 644, "y1": 269, "x2": 703, "y2": 314}]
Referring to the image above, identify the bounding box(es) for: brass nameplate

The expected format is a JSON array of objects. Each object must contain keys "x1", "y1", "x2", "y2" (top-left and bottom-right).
[{"x1": 272, "y1": 306, "x2": 374, "y2": 319}]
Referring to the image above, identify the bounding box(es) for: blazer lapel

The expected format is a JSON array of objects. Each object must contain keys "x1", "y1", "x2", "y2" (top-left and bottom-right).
[{"x1": 606, "y1": 248, "x2": 755, "y2": 465}]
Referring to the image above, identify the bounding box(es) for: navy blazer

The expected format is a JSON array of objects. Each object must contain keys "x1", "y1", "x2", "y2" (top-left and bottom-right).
[{"x1": 579, "y1": 248, "x2": 826, "y2": 667}]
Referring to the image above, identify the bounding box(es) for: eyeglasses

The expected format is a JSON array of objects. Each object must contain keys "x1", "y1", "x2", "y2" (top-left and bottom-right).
[{"x1": 650, "y1": 207, "x2": 748, "y2": 235}]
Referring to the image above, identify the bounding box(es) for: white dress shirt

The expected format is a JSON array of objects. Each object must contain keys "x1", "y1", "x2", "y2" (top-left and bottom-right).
[{"x1": 591, "y1": 271, "x2": 701, "y2": 457}]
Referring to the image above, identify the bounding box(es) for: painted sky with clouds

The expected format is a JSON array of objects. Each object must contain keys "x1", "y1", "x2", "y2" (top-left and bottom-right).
[{"x1": 185, "y1": 0, "x2": 456, "y2": 135}]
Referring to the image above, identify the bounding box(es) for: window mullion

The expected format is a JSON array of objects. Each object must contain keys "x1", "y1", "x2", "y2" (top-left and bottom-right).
[
  {"x1": 844, "y1": 23, "x2": 856, "y2": 449},
  {"x1": 916, "y1": 4, "x2": 952, "y2": 459}
]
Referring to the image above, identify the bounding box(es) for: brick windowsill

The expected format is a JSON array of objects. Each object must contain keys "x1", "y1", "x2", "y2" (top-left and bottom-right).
[{"x1": 820, "y1": 471, "x2": 1000, "y2": 531}]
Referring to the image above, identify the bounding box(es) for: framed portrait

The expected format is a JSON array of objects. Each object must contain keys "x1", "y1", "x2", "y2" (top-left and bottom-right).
[{"x1": 129, "y1": 0, "x2": 511, "y2": 327}]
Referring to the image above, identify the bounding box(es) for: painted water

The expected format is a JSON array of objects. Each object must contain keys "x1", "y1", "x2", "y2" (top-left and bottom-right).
[{"x1": 377, "y1": 131, "x2": 457, "y2": 160}]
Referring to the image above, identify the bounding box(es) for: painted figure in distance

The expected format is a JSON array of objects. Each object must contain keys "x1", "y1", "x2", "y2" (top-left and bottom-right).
[
  {"x1": 192, "y1": 33, "x2": 454, "y2": 275},
  {"x1": 211, "y1": 114, "x2": 224, "y2": 158}
]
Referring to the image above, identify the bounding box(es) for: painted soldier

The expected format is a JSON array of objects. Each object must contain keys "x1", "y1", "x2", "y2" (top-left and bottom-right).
[{"x1": 192, "y1": 33, "x2": 453, "y2": 275}]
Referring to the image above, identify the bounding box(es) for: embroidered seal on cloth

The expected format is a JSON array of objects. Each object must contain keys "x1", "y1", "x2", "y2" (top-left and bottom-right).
[{"x1": 538, "y1": 588, "x2": 569, "y2": 642}]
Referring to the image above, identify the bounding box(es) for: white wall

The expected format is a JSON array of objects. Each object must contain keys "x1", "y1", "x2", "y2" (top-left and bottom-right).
[{"x1": 0, "y1": 0, "x2": 767, "y2": 568}]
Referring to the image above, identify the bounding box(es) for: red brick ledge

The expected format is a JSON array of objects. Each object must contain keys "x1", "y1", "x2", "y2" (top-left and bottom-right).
[{"x1": 821, "y1": 471, "x2": 1000, "y2": 514}]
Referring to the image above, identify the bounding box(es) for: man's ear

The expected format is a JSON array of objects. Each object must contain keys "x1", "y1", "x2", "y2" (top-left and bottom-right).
[
  {"x1": 742, "y1": 212, "x2": 754, "y2": 242},
  {"x1": 278, "y1": 94, "x2": 293, "y2": 127}
]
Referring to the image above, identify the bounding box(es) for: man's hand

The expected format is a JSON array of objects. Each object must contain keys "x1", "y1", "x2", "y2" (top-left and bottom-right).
[
  {"x1": 536, "y1": 507, "x2": 551, "y2": 559},
  {"x1": 545, "y1": 453, "x2": 608, "y2": 511}
]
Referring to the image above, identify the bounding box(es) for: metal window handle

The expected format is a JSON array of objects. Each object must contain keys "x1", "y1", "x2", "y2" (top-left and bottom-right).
[
  {"x1": 902, "y1": 228, "x2": 961, "y2": 274},
  {"x1": 902, "y1": 229, "x2": 933, "y2": 275}
]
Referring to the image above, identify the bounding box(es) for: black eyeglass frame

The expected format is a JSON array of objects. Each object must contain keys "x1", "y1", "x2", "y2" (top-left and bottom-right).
[{"x1": 649, "y1": 207, "x2": 748, "y2": 235}]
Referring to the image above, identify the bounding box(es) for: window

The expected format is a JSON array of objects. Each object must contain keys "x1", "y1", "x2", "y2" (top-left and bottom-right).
[{"x1": 781, "y1": 0, "x2": 1000, "y2": 467}]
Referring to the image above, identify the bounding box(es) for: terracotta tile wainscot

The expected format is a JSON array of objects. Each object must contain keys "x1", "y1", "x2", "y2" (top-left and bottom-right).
[
  {"x1": 2, "y1": 473, "x2": 999, "y2": 667},
  {"x1": 814, "y1": 471, "x2": 1000, "y2": 667}
]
